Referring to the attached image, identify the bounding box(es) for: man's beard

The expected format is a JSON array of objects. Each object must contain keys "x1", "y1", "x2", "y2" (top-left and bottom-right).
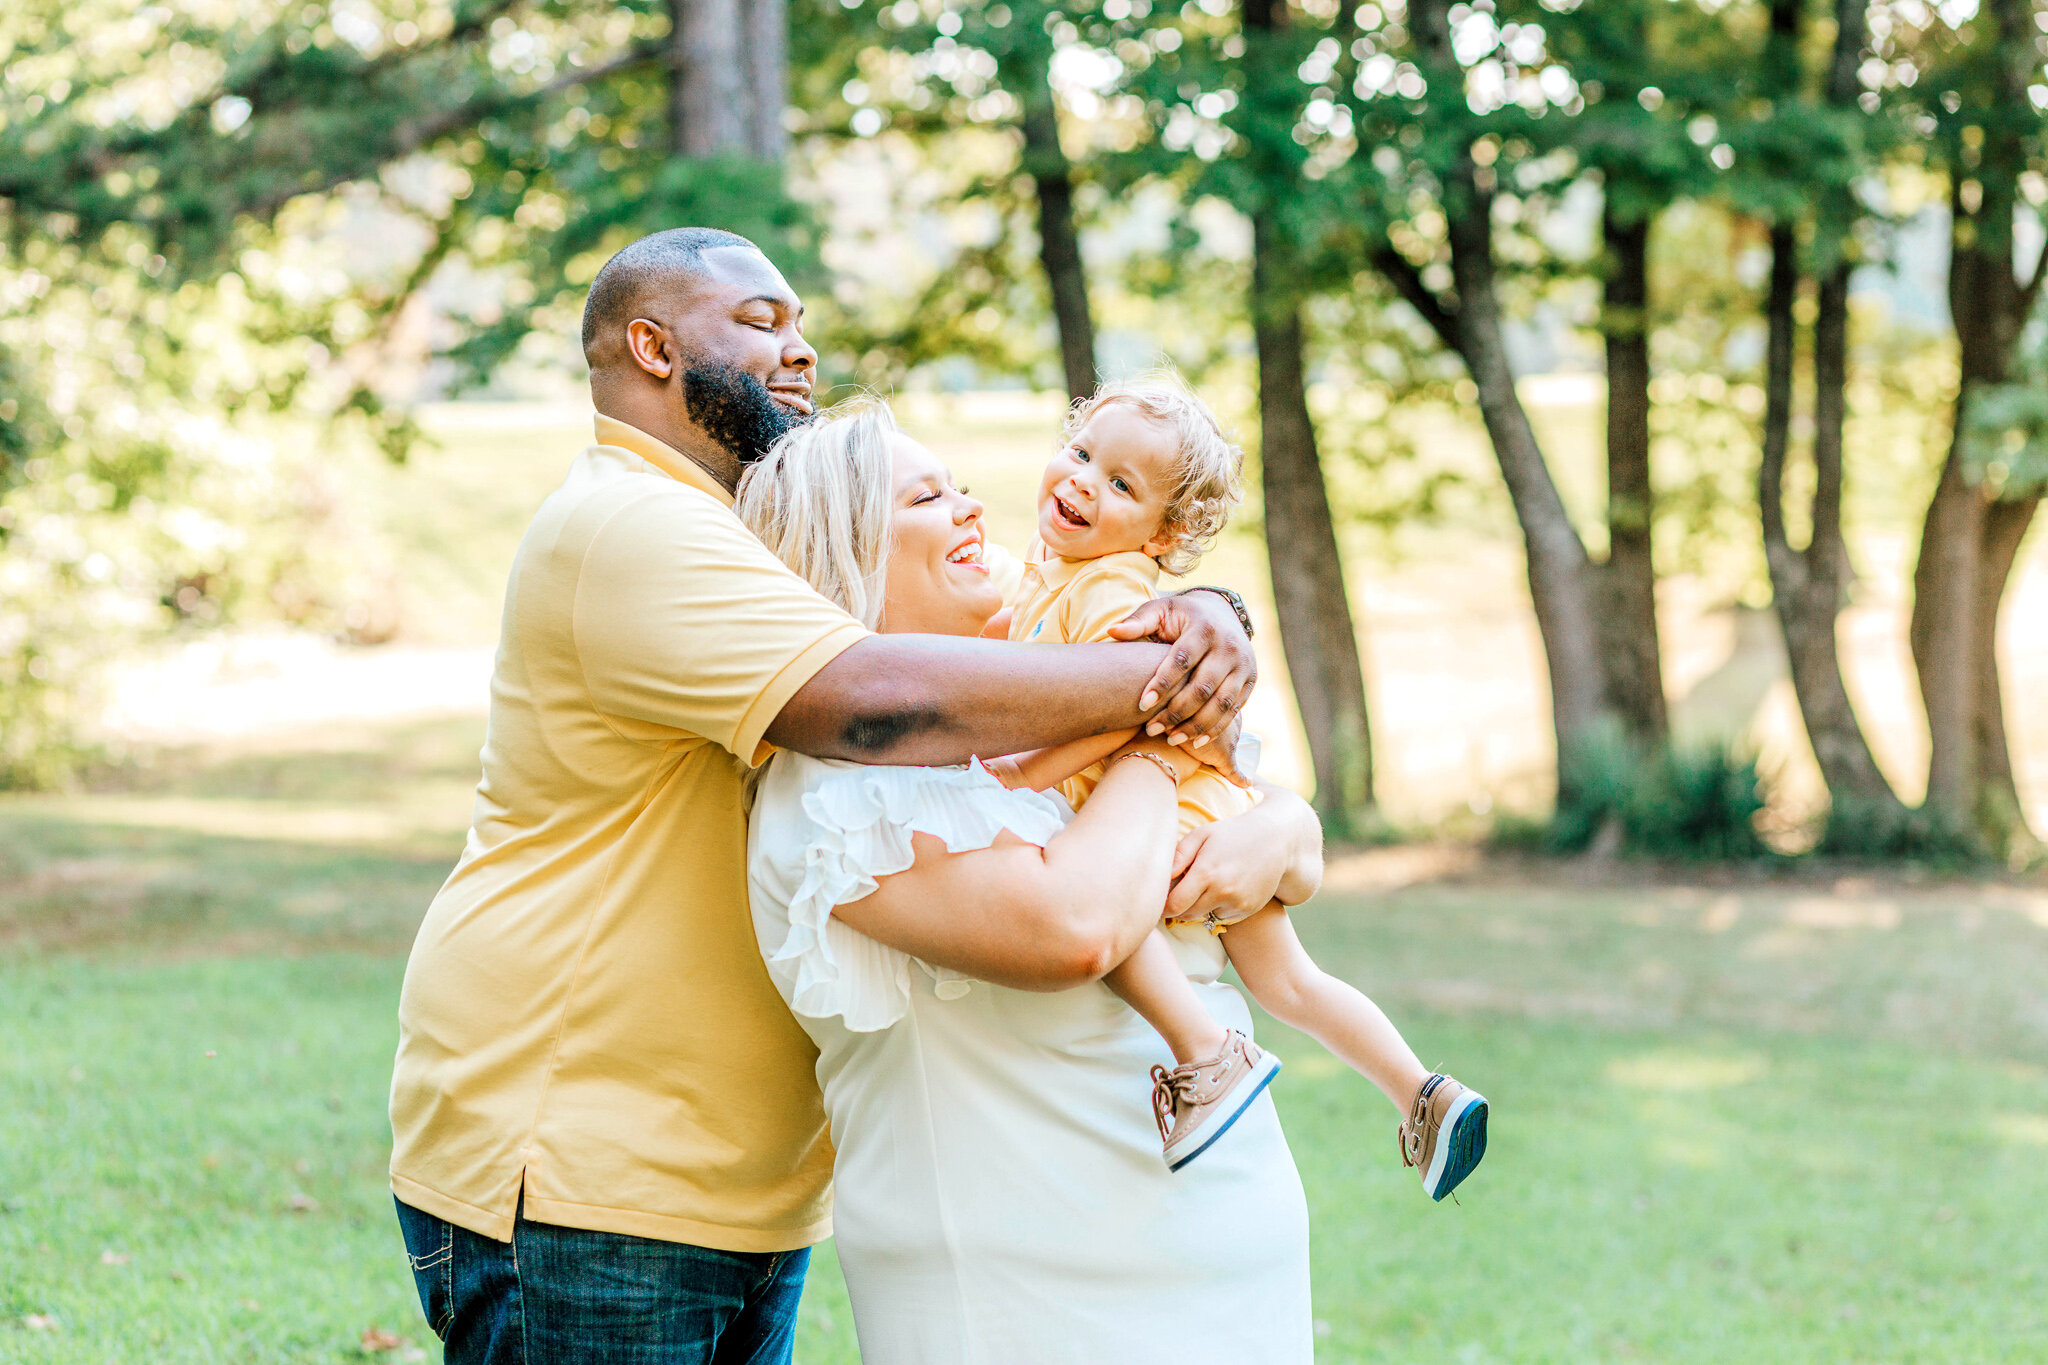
[{"x1": 682, "y1": 360, "x2": 808, "y2": 467}]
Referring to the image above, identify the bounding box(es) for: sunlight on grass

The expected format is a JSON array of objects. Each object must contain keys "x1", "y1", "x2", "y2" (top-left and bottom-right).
[
  {"x1": 1604, "y1": 1051, "x2": 1768, "y2": 1090},
  {"x1": 1991, "y1": 1114, "x2": 2048, "y2": 1147}
]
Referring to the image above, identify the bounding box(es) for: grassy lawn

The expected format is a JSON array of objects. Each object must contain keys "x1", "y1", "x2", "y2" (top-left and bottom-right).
[
  {"x1": 6, "y1": 719, "x2": 2048, "y2": 1362},
  {"x1": 6, "y1": 398, "x2": 2046, "y2": 1360}
]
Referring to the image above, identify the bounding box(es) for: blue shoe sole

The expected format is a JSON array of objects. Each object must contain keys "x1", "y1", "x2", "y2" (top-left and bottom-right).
[
  {"x1": 1428, "y1": 1097, "x2": 1488, "y2": 1201},
  {"x1": 1166, "y1": 1055, "x2": 1283, "y2": 1172}
]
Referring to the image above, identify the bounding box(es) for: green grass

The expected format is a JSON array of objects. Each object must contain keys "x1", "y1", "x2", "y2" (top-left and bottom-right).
[{"x1": 6, "y1": 720, "x2": 2048, "y2": 1361}]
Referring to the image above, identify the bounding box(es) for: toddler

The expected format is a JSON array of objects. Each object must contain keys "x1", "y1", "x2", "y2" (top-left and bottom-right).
[{"x1": 986, "y1": 377, "x2": 1488, "y2": 1199}]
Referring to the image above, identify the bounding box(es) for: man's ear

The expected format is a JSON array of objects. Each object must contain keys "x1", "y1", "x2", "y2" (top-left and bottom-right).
[{"x1": 625, "y1": 318, "x2": 676, "y2": 380}]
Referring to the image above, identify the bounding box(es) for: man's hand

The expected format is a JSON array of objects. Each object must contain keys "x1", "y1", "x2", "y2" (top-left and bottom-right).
[
  {"x1": 1163, "y1": 783, "x2": 1324, "y2": 925},
  {"x1": 1106, "y1": 590, "x2": 1256, "y2": 751}
]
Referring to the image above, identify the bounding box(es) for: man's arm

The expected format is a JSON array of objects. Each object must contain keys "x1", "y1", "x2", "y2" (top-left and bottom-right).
[{"x1": 766, "y1": 591, "x2": 1256, "y2": 769}]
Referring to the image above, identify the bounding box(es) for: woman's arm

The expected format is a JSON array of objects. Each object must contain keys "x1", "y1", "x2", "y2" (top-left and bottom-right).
[
  {"x1": 834, "y1": 740, "x2": 1199, "y2": 991},
  {"x1": 1162, "y1": 782, "x2": 1325, "y2": 925}
]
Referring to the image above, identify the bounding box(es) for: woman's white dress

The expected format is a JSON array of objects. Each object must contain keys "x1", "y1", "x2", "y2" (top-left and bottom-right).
[{"x1": 747, "y1": 754, "x2": 1313, "y2": 1365}]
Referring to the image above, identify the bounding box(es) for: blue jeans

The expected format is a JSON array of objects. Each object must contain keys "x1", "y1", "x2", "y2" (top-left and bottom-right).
[{"x1": 394, "y1": 1198, "x2": 809, "y2": 1364}]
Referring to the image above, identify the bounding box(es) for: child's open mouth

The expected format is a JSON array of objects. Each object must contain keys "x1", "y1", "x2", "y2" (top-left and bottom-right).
[{"x1": 1050, "y1": 493, "x2": 1090, "y2": 532}]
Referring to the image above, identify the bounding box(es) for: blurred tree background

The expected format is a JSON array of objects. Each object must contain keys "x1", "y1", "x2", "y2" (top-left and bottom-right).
[{"x1": 3, "y1": 0, "x2": 2046, "y2": 861}]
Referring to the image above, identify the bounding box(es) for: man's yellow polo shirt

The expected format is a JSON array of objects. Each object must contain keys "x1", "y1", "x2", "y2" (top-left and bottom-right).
[
  {"x1": 1010, "y1": 541, "x2": 1251, "y2": 834},
  {"x1": 389, "y1": 415, "x2": 868, "y2": 1251}
]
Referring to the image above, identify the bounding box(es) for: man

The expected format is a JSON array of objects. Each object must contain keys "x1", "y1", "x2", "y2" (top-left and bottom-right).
[{"x1": 389, "y1": 228, "x2": 1283, "y2": 1362}]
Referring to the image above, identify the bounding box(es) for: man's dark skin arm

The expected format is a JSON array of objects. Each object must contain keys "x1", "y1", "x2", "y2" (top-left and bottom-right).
[{"x1": 767, "y1": 592, "x2": 1258, "y2": 778}]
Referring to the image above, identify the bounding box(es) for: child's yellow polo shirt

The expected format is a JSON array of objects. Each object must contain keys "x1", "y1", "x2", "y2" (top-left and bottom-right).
[
  {"x1": 389, "y1": 415, "x2": 869, "y2": 1251},
  {"x1": 1008, "y1": 541, "x2": 1252, "y2": 834}
]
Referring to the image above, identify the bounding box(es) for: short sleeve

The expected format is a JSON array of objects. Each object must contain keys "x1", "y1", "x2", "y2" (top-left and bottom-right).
[
  {"x1": 572, "y1": 487, "x2": 870, "y2": 764},
  {"x1": 764, "y1": 759, "x2": 1071, "y2": 1031},
  {"x1": 1061, "y1": 558, "x2": 1161, "y2": 644},
  {"x1": 982, "y1": 541, "x2": 1027, "y2": 605}
]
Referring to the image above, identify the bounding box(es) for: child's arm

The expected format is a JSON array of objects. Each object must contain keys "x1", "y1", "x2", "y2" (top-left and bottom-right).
[{"x1": 983, "y1": 728, "x2": 1137, "y2": 791}]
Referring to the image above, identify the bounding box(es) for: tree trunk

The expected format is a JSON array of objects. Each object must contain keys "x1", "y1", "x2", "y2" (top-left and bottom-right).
[
  {"x1": 669, "y1": 0, "x2": 748, "y2": 156},
  {"x1": 1005, "y1": 38, "x2": 1096, "y2": 403},
  {"x1": 1596, "y1": 207, "x2": 1667, "y2": 744},
  {"x1": 1759, "y1": 222, "x2": 1905, "y2": 825},
  {"x1": 1911, "y1": 423, "x2": 1987, "y2": 835},
  {"x1": 1908, "y1": 0, "x2": 2038, "y2": 849},
  {"x1": 741, "y1": 0, "x2": 787, "y2": 160},
  {"x1": 1753, "y1": 0, "x2": 1907, "y2": 835},
  {"x1": 1407, "y1": 0, "x2": 1612, "y2": 766},
  {"x1": 1975, "y1": 495, "x2": 2042, "y2": 850},
  {"x1": 1252, "y1": 214, "x2": 1376, "y2": 836},
  {"x1": 1243, "y1": 0, "x2": 1374, "y2": 836}
]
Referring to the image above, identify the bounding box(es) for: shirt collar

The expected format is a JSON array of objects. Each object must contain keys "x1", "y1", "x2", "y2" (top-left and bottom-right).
[
  {"x1": 592, "y1": 413, "x2": 735, "y2": 507},
  {"x1": 1025, "y1": 538, "x2": 1160, "y2": 590}
]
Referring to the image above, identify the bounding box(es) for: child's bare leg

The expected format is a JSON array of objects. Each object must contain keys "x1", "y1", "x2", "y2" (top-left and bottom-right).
[
  {"x1": 1223, "y1": 903, "x2": 1429, "y2": 1112},
  {"x1": 1105, "y1": 930, "x2": 1228, "y2": 1065}
]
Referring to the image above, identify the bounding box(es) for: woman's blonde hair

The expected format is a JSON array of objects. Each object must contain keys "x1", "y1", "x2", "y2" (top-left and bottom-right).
[
  {"x1": 735, "y1": 397, "x2": 898, "y2": 630},
  {"x1": 1063, "y1": 371, "x2": 1244, "y2": 576}
]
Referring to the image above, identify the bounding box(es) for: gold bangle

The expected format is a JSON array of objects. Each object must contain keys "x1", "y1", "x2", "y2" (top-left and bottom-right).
[{"x1": 1111, "y1": 749, "x2": 1183, "y2": 785}]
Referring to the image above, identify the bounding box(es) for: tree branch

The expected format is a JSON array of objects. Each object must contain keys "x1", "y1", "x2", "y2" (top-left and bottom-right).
[
  {"x1": 216, "y1": 42, "x2": 665, "y2": 227},
  {"x1": 1369, "y1": 242, "x2": 1461, "y2": 353}
]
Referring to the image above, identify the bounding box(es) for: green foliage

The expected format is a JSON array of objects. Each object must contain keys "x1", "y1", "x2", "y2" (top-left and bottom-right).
[
  {"x1": 1539, "y1": 719, "x2": 1769, "y2": 861},
  {"x1": 1817, "y1": 791, "x2": 1988, "y2": 864},
  {"x1": 0, "y1": 229, "x2": 401, "y2": 787},
  {"x1": 1960, "y1": 317, "x2": 2048, "y2": 500}
]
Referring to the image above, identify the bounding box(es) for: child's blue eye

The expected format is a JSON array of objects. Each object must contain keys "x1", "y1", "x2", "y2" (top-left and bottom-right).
[
  {"x1": 1112, "y1": 477, "x2": 1131, "y2": 495},
  {"x1": 1073, "y1": 448, "x2": 1089, "y2": 463}
]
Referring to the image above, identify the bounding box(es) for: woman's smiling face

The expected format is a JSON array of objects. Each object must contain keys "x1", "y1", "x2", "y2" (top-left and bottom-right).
[{"x1": 880, "y1": 434, "x2": 1002, "y2": 637}]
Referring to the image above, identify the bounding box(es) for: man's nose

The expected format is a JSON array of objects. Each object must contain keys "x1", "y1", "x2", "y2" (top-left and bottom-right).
[{"x1": 783, "y1": 332, "x2": 816, "y2": 373}]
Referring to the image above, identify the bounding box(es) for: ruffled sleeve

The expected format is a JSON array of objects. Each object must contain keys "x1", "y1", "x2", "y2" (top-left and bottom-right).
[{"x1": 767, "y1": 759, "x2": 1071, "y2": 1032}]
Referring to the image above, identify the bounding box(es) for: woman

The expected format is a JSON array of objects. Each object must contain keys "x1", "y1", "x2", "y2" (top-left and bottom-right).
[{"x1": 739, "y1": 401, "x2": 1324, "y2": 1364}]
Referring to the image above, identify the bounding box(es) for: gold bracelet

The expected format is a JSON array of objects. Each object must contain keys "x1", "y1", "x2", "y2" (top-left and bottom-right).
[{"x1": 1110, "y1": 749, "x2": 1182, "y2": 784}]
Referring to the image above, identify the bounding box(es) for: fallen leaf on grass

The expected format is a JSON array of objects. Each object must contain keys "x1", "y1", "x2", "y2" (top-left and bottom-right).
[
  {"x1": 361, "y1": 1327, "x2": 404, "y2": 1352},
  {"x1": 99, "y1": 1250, "x2": 129, "y2": 1266},
  {"x1": 23, "y1": 1315, "x2": 58, "y2": 1332},
  {"x1": 288, "y1": 1193, "x2": 320, "y2": 1213}
]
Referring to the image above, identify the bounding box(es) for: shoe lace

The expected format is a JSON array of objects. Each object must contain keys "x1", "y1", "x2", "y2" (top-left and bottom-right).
[
  {"x1": 1398, "y1": 1073, "x2": 1444, "y2": 1168},
  {"x1": 1151, "y1": 1063, "x2": 1196, "y2": 1144}
]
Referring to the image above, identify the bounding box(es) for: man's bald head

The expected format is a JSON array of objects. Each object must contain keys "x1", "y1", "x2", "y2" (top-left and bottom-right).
[
  {"x1": 580, "y1": 227, "x2": 759, "y2": 361},
  {"x1": 577, "y1": 228, "x2": 818, "y2": 489}
]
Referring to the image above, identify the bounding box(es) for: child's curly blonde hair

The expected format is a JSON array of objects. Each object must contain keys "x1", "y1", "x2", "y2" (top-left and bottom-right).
[{"x1": 1063, "y1": 372, "x2": 1244, "y2": 576}]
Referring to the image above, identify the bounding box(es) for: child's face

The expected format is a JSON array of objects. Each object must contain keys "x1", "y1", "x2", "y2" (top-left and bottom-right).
[{"x1": 1037, "y1": 404, "x2": 1178, "y2": 562}]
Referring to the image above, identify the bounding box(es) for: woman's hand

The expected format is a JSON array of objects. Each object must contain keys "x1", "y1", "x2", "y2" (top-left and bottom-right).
[
  {"x1": 1106, "y1": 591, "x2": 1256, "y2": 752},
  {"x1": 1163, "y1": 783, "x2": 1324, "y2": 926}
]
